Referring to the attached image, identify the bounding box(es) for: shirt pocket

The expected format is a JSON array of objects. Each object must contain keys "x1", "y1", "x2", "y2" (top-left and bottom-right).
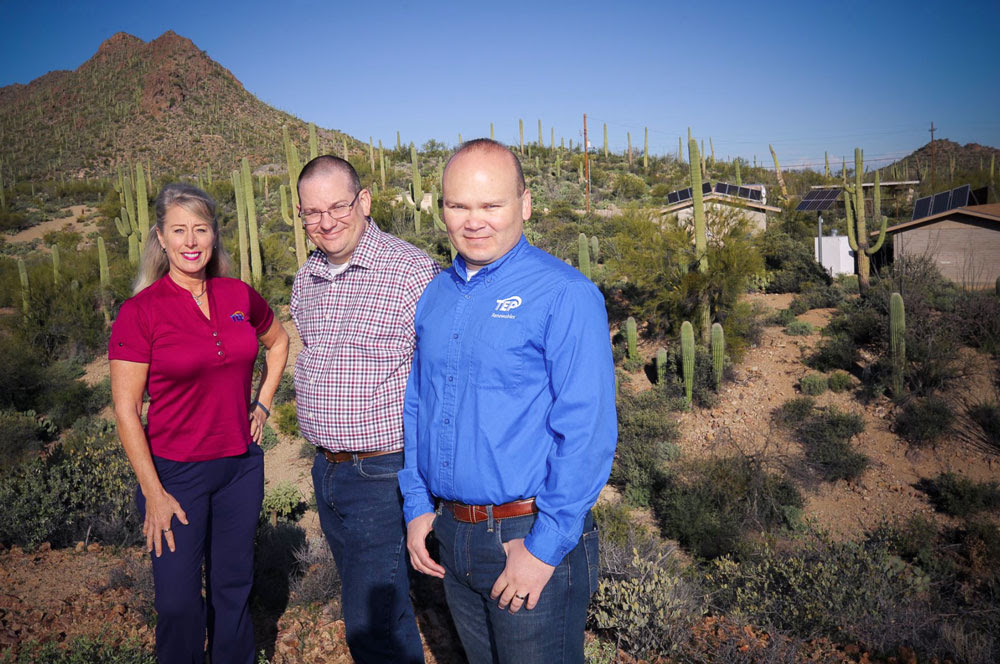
[{"x1": 469, "y1": 320, "x2": 526, "y2": 390}]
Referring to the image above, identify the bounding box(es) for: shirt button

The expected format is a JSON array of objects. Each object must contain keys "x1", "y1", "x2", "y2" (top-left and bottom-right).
[
  {"x1": 447, "y1": 376, "x2": 453, "y2": 382},
  {"x1": 464, "y1": 295, "x2": 470, "y2": 299},
  {"x1": 212, "y1": 331, "x2": 218, "y2": 337},
  {"x1": 217, "y1": 350, "x2": 224, "y2": 357},
  {"x1": 442, "y1": 461, "x2": 449, "y2": 467},
  {"x1": 452, "y1": 334, "x2": 458, "y2": 339},
  {"x1": 216, "y1": 341, "x2": 222, "y2": 346},
  {"x1": 443, "y1": 418, "x2": 450, "y2": 424}
]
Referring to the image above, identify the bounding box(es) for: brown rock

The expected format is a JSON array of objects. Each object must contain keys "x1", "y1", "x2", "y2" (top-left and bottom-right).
[
  {"x1": 74, "y1": 542, "x2": 85, "y2": 553},
  {"x1": 87, "y1": 542, "x2": 103, "y2": 553}
]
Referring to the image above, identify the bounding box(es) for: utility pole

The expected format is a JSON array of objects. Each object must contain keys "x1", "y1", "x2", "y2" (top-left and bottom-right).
[
  {"x1": 583, "y1": 113, "x2": 590, "y2": 214},
  {"x1": 929, "y1": 121, "x2": 936, "y2": 189}
]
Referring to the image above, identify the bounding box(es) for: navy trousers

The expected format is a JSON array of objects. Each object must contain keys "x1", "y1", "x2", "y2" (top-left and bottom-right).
[{"x1": 137, "y1": 443, "x2": 264, "y2": 664}]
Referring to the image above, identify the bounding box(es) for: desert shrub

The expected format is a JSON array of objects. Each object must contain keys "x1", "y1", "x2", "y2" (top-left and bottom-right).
[
  {"x1": 610, "y1": 172, "x2": 648, "y2": 199},
  {"x1": 709, "y1": 534, "x2": 926, "y2": 642},
  {"x1": 895, "y1": 397, "x2": 954, "y2": 448},
  {"x1": 789, "y1": 284, "x2": 842, "y2": 315},
  {"x1": 259, "y1": 423, "x2": 279, "y2": 452},
  {"x1": 106, "y1": 556, "x2": 155, "y2": 624},
  {"x1": 799, "y1": 373, "x2": 828, "y2": 395},
  {"x1": 0, "y1": 418, "x2": 141, "y2": 548},
  {"x1": 755, "y1": 228, "x2": 830, "y2": 293},
  {"x1": 261, "y1": 481, "x2": 306, "y2": 524},
  {"x1": 274, "y1": 401, "x2": 300, "y2": 437},
  {"x1": 290, "y1": 537, "x2": 342, "y2": 609},
  {"x1": 808, "y1": 333, "x2": 858, "y2": 372},
  {"x1": 298, "y1": 440, "x2": 316, "y2": 459},
  {"x1": 962, "y1": 400, "x2": 1000, "y2": 454},
  {"x1": 783, "y1": 320, "x2": 812, "y2": 336},
  {"x1": 650, "y1": 456, "x2": 803, "y2": 559},
  {"x1": 769, "y1": 307, "x2": 796, "y2": 327},
  {"x1": 252, "y1": 521, "x2": 307, "y2": 614},
  {"x1": 953, "y1": 290, "x2": 1000, "y2": 353},
  {"x1": 590, "y1": 546, "x2": 705, "y2": 659},
  {"x1": 273, "y1": 371, "x2": 296, "y2": 405},
  {"x1": 2, "y1": 636, "x2": 156, "y2": 663},
  {"x1": 773, "y1": 397, "x2": 816, "y2": 428},
  {"x1": 665, "y1": 344, "x2": 723, "y2": 408},
  {"x1": 719, "y1": 300, "x2": 766, "y2": 363},
  {"x1": 923, "y1": 473, "x2": 1000, "y2": 517},
  {"x1": 797, "y1": 408, "x2": 868, "y2": 482},
  {"x1": 828, "y1": 370, "x2": 853, "y2": 393},
  {"x1": 611, "y1": 388, "x2": 680, "y2": 507},
  {"x1": 0, "y1": 410, "x2": 51, "y2": 471}
]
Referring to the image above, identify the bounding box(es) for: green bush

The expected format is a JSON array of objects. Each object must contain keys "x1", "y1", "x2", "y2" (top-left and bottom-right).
[
  {"x1": 827, "y1": 370, "x2": 853, "y2": 393},
  {"x1": 755, "y1": 227, "x2": 831, "y2": 294},
  {"x1": 274, "y1": 401, "x2": 300, "y2": 437},
  {"x1": 797, "y1": 408, "x2": 868, "y2": 482},
  {"x1": 290, "y1": 536, "x2": 341, "y2": 608},
  {"x1": 708, "y1": 534, "x2": 925, "y2": 641},
  {"x1": 273, "y1": 371, "x2": 296, "y2": 405},
  {"x1": 259, "y1": 423, "x2": 279, "y2": 452},
  {"x1": 799, "y1": 373, "x2": 828, "y2": 395},
  {"x1": 769, "y1": 307, "x2": 796, "y2": 327},
  {"x1": 964, "y1": 400, "x2": 1000, "y2": 454},
  {"x1": 650, "y1": 456, "x2": 803, "y2": 559},
  {"x1": 611, "y1": 388, "x2": 680, "y2": 507},
  {"x1": 2, "y1": 636, "x2": 155, "y2": 663},
  {"x1": 783, "y1": 320, "x2": 813, "y2": 336},
  {"x1": 924, "y1": 473, "x2": 1000, "y2": 517},
  {"x1": 0, "y1": 410, "x2": 52, "y2": 472},
  {"x1": 808, "y1": 332, "x2": 858, "y2": 373},
  {"x1": 261, "y1": 480, "x2": 306, "y2": 523},
  {"x1": 789, "y1": 284, "x2": 842, "y2": 315},
  {"x1": 895, "y1": 397, "x2": 954, "y2": 448},
  {"x1": 773, "y1": 397, "x2": 816, "y2": 428}
]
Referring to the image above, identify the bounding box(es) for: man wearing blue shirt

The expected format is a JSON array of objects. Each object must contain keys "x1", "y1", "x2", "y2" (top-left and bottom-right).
[{"x1": 399, "y1": 139, "x2": 617, "y2": 663}]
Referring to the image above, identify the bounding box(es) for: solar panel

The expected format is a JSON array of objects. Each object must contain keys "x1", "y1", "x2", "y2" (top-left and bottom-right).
[
  {"x1": 667, "y1": 191, "x2": 680, "y2": 204},
  {"x1": 912, "y1": 197, "x2": 932, "y2": 220},
  {"x1": 747, "y1": 189, "x2": 762, "y2": 202},
  {"x1": 714, "y1": 182, "x2": 729, "y2": 195},
  {"x1": 824, "y1": 189, "x2": 841, "y2": 200},
  {"x1": 801, "y1": 190, "x2": 822, "y2": 202},
  {"x1": 678, "y1": 188, "x2": 692, "y2": 201},
  {"x1": 931, "y1": 191, "x2": 951, "y2": 215},
  {"x1": 702, "y1": 182, "x2": 712, "y2": 195},
  {"x1": 949, "y1": 184, "x2": 970, "y2": 209}
]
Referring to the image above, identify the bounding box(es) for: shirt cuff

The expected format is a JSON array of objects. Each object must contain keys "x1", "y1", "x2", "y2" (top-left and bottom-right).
[
  {"x1": 524, "y1": 518, "x2": 579, "y2": 567},
  {"x1": 398, "y1": 468, "x2": 435, "y2": 523}
]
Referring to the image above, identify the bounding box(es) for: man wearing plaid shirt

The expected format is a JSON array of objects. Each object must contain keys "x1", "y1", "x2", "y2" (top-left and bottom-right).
[{"x1": 290, "y1": 155, "x2": 439, "y2": 663}]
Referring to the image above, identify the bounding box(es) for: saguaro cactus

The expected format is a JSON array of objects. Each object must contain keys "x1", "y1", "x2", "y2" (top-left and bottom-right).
[
  {"x1": 689, "y1": 138, "x2": 710, "y2": 342},
  {"x1": 890, "y1": 292, "x2": 906, "y2": 398},
  {"x1": 735, "y1": 159, "x2": 742, "y2": 186},
  {"x1": 98, "y1": 235, "x2": 110, "y2": 323},
  {"x1": 656, "y1": 349, "x2": 668, "y2": 384},
  {"x1": 769, "y1": 144, "x2": 788, "y2": 201},
  {"x1": 519, "y1": 119, "x2": 524, "y2": 155},
  {"x1": 309, "y1": 123, "x2": 319, "y2": 160},
  {"x1": 844, "y1": 148, "x2": 888, "y2": 295},
  {"x1": 603, "y1": 123, "x2": 608, "y2": 158},
  {"x1": 18, "y1": 258, "x2": 29, "y2": 314},
  {"x1": 135, "y1": 163, "x2": 149, "y2": 243},
  {"x1": 643, "y1": 127, "x2": 649, "y2": 171},
  {"x1": 711, "y1": 322, "x2": 725, "y2": 391},
  {"x1": 404, "y1": 143, "x2": 424, "y2": 232},
  {"x1": 233, "y1": 170, "x2": 251, "y2": 283},
  {"x1": 590, "y1": 236, "x2": 599, "y2": 263},
  {"x1": 681, "y1": 321, "x2": 695, "y2": 408},
  {"x1": 626, "y1": 317, "x2": 638, "y2": 361},
  {"x1": 577, "y1": 232, "x2": 591, "y2": 279},
  {"x1": 279, "y1": 126, "x2": 308, "y2": 267},
  {"x1": 51, "y1": 245, "x2": 61, "y2": 285},
  {"x1": 241, "y1": 158, "x2": 262, "y2": 287}
]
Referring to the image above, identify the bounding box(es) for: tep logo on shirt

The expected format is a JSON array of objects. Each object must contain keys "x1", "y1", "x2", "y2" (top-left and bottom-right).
[
  {"x1": 230, "y1": 310, "x2": 247, "y2": 322},
  {"x1": 492, "y1": 296, "x2": 521, "y2": 320}
]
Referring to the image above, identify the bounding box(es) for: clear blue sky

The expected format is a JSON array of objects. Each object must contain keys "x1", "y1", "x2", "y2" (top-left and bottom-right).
[{"x1": 2, "y1": 0, "x2": 998, "y2": 170}]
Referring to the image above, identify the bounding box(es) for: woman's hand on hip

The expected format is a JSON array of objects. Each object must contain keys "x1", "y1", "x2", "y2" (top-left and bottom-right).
[{"x1": 143, "y1": 489, "x2": 188, "y2": 557}]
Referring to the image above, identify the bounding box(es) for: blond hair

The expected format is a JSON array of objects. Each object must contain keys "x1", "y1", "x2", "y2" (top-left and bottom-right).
[{"x1": 132, "y1": 183, "x2": 232, "y2": 294}]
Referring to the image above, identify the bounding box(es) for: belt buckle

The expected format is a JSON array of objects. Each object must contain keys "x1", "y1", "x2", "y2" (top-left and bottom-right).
[{"x1": 472, "y1": 505, "x2": 488, "y2": 523}]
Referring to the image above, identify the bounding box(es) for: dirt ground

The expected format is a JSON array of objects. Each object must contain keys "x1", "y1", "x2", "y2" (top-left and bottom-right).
[{"x1": 3, "y1": 206, "x2": 99, "y2": 246}]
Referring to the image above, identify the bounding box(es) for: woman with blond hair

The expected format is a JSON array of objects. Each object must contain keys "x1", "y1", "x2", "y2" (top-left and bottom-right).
[{"x1": 110, "y1": 183, "x2": 288, "y2": 663}]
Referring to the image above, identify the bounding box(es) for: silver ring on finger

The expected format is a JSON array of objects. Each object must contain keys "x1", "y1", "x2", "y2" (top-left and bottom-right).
[{"x1": 514, "y1": 593, "x2": 527, "y2": 600}]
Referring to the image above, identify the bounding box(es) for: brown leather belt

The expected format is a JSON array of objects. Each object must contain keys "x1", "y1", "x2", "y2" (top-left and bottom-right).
[
  {"x1": 443, "y1": 498, "x2": 538, "y2": 523},
  {"x1": 322, "y1": 449, "x2": 399, "y2": 464}
]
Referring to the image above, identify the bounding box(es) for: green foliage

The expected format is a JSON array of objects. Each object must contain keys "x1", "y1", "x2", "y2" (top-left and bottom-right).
[
  {"x1": 651, "y1": 456, "x2": 803, "y2": 559},
  {"x1": 789, "y1": 283, "x2": 842, "y2": 315},
  {"x1": 783, "y1": 320, "x2": 813, "y2": 336},
  {"x1": 274, "y1": 401, "x2": 300, "y2": 437},
  {"x1": 259, "y1": 423, "x2": 279, "y2": 452},
  {"x1": 273, "y1": 371, "x2": 296, "y2": 405},
  {"x1": 708, "y1": 534, "x2": 925, "y2": 641},
  {"x1": 681, "y1": 321, "x2": 695, "y2": 407},
  {"x1": 754, "y1": 226, "x2": 830, "y2": 294},
  {"x1": 895, "y1": 397, "x2": 954, "y2": 448},
  {"x1": 610, "y1": 172, "x2": 647, "y2": 199},
  {"x1": 0, "y1": 418, "x2": 141, "y2": 548},
  {"x1": 577, "y1": 232, "x2": 591, "y2": 279},
  {"x1": 711, "y1": 322, "x2": 725, "y2": 391},
  {"x1": 890, "y1": 291, "x2": 906, "y2": 398},
  {"x1": 625, "y1": 316, "x2": 638, "y2": 361},
  {"x1": 964, "y1": 400, "x2": 1000, "y2": 454},
  {"x1": 2, "y1": 635, "x2": 155, "y2": 663},
  {"x1": 261, "y1": 480, "x2": 305, "y2": 523},
  {"x1": 798, "y1": 373, "x2": 828, "y2": 395},
  {"x1": 611, "y1": 388, "x2": 680, "y2": 507},
  {"x1": 655, "y1": 348, "x2": 668, "y2": 384},
  {"x1": 796, "y1": 408, "x2": 868, "y2": 482},
  {"x1": 827, "y1": 370, "x2": 853, "y2": 392},
  {"x1": 0, "y1": 410, "x2": 52, "y2": 471},
  {"x1": 773, "y1": 396, "x2": 816, "y2": 428},
  {"x1": 923, "y1": 472, "x2": 1000, "y2": 517}
]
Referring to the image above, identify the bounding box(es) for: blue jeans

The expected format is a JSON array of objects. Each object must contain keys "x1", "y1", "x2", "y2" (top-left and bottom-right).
[
  {"x1": 311, "y1": 450, "x2": 424, "y2": 663},
  {"x1": 433, "y1": 507, "x2": 599, "y2": 664},
  {"x1": 137, "y1": 443, "x2": 264, "y2": 664}
]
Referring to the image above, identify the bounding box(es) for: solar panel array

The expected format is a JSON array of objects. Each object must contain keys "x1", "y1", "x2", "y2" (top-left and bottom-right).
[
  {"x1": 666, "y1": 181, "x2": 713, "y2": 205},
  {"x1": 910, "y1": 184, "x2": 972, "y2": 221},
  {"x1": 713, "y1": 182, "x2": 764, "y2": 202},
  {"x1": 795, "y1": 188, "x2": 841, "y2": 212}
]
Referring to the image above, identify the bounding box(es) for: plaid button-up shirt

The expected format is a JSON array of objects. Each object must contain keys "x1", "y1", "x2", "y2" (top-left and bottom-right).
[{"x1": 290, "y1": 220, "x2": 440, "y2": 452}]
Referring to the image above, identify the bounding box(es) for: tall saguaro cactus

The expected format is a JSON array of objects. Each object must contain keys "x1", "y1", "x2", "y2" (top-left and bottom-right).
[
  {"x1": 890, "y1": 292, "x2": 906, "y2": 398},
  {"x1": 135, "y1": 163, "x2": 149, "y2": 243},
  {"x1": 98, "y1": 235, "x2": 110, "y2": 323},
  {"x1": 233, "y1": 169, "x2": 251, "y2": 283},
  {"x1": 404, "y1": 143, "x2": 424, "y2": 232},
  {"x1": 656, "y1": 349, "x2": 668, "y2": 385},
  {"x1": 844, "y1": 148, "x2": 888, "y2": 295},
  {"x1": 18, "y1": 258, "x2": 29, "y2": 314},
  {"x1": 241, "y1": 158, "x2": 262, "y2": 287},
  {"x1": 603, "y1": 123, "x2": 608, "y2": 158},
  {"x1": 689, "y1": 138, "x2": 710, "y2": 342},
  {"x1": 279, "y1": 126, "x2": 308, "y2": 267},
  {"x1": 577, "y1": 232, "x2": 591, "y2": 279},
  {"x1": 681, "y1": 321, "x2": 695, "y2": 408},
  {"x1": 711, "y1": 323, "x2": 725, "y2": 391},
  {"x1": 769, "y1": 144, "x2": 788, "y2": 201},
  {"x1": 625, "y1": 317, "x2": 638, "y2": 361},
  {"x1": 643, "y1": 127, "x2": 649, "y2": 171}
]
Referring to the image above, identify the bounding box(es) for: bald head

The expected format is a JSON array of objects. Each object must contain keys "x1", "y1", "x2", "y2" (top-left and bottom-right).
[
  {"x1": 444, "y1": 138, "x2": 525, "y2": 197},
  {"x1": 297, "y1": 155, "x2": 361, "y2": 198}
]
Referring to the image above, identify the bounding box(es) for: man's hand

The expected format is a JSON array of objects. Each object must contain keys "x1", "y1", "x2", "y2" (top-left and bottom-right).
[
  {"x1": 406, "y1": 512, "x2": 445, "y2": 578},
  {"x1": 490, "y1": 538, "x2": 555, "y2": 613}
]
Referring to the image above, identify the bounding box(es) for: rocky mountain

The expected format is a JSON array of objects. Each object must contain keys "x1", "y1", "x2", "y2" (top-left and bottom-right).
[{"x1": 0, "y1": 31, "x2": 354, "y2": 181}]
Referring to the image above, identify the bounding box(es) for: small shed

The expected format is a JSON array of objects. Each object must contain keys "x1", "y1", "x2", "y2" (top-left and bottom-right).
[
  {"x1": 662, "y1": 183, "x2": 781, "y2": 234},
  {"x1": 879, "y1": 203, "x2": 1000, "y2": 288}
]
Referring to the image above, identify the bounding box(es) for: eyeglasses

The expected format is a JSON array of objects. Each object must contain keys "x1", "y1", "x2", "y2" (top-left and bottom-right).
[{"x1": 299, "y1": 190, "x2": 361, "y2": 226}]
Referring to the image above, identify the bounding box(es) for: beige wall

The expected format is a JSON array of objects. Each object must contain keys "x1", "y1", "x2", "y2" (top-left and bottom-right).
[
  {"x1": 894, "y1": 216, "x2": 1000, "y2": 288},
  {"x1": 674, "y1": 202, "x2": 768, "y2": 234}
]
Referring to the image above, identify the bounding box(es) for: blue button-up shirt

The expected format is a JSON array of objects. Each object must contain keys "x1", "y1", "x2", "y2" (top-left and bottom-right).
[{"x1": 399, "y1": 235, "x2": 617, "y2": 566}]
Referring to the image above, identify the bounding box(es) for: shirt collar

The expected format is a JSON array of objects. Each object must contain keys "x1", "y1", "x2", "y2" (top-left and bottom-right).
[
  {"x1": 304, "y1": 217, "x2": 382, "y2": 281},
  {"x1": 453, "y1": 234, "x2": 529, "y2": 282}
]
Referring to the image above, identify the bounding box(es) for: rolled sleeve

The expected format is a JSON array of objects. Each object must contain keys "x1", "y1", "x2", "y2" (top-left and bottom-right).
[{"x1": 108, "y1": 299, "x2": 151, "y2": 363}]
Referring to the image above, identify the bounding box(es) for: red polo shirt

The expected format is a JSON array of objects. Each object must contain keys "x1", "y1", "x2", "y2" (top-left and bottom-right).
[{"x1": 109, "y1": 275, "x2": 275, "y2": 462}]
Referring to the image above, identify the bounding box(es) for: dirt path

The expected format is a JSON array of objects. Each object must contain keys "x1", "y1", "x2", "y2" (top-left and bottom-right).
[{"x1": 4, "y1": 206, "x2": 99, "y2": 246}]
